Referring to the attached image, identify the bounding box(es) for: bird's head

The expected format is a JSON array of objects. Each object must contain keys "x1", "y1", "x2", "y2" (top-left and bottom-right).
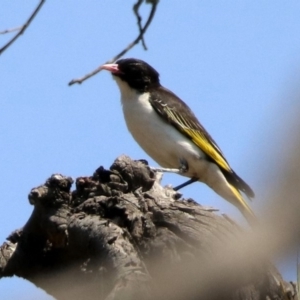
[{"x1": 101, "y1": 58, "x2": 160, "y2": 93}]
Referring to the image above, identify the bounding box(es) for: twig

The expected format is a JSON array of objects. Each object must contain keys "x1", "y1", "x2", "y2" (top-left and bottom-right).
[
  {"x1": 0, "y1": 0, "x2": 45, "y2": 55},
  {"x1": 68, "y1": 0, "x2": 158, "y2": 86},
  {"x1": 133, "y1": 0, "x2": 147, "y2": 50},
  {"x1": 0, "y1": 26, "x2": 23, "y2": 35}
]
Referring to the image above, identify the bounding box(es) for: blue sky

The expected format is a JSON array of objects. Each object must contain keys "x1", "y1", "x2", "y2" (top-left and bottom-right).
[{"x1": 1, "y1": 1, "x2": 300, "y2": 299}]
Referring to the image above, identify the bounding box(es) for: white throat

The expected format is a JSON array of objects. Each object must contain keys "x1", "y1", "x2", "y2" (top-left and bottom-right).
[{"x1": 113, "y1": 76, "x2": 139, "y2": 105}]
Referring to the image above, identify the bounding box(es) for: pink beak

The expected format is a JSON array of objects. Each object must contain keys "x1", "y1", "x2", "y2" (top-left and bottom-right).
[{"x1": 100, "y1": 63, "x2": 121, "y2": 74}]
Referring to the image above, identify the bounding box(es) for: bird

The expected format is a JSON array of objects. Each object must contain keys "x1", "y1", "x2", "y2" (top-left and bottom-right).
[{"x1": 100, "y1": 58, "x2": 255, "y2": 224}]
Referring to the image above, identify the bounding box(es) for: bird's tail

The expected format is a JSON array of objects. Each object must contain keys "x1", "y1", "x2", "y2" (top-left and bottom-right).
[{"x1": 228, "y1": 183, "x2": 256, "y2": 226}]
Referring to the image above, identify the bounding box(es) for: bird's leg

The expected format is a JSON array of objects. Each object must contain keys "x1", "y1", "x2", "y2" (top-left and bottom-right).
[
  {"x1": 173, "y1": 177, "x2": 198, "y2": 191},
  {"x1": 151, "y1": 158, "x2": 189, "y2": 174},
  {"x1": 152, "y1": 158, "x2": 198, "y2": 190},
  {"x1": 152, "y1": 167, "x2": 182, "y2": 174},
  {"x1": 153, "y1": 158, "x2": 199, "y2": 191},
  {"x1": 174, "y1": 158, "x2": 198, "y2": 190}
]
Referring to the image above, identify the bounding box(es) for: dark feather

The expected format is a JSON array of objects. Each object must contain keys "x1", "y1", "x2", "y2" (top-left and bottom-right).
[{"x1": 149, "y1": 86, "x2": 255, "y2": 199}]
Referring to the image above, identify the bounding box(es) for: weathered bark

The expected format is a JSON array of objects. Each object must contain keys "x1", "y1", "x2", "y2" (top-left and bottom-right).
[{"x1": 0, "y1": 155, "x2": 297, "y2": 300}]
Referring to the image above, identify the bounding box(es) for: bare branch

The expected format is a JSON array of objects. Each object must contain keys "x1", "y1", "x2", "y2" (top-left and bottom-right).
[
  {"x1": 0, "y1": 0, "x2": 45, "y2": 55},
  {"x1": 68, "y1": 0, "x2": 159, "y2": 86},
  {"x1": 0, "y1": 26, "x2": 23, "y2": 35},
  {"x1": 133, "y1": 0, "x2": 147, "y2": 50}
]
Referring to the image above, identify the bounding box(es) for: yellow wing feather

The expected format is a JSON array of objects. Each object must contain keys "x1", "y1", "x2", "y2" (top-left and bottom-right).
[
  {"x1": 150, "y1": 95, "x2": 256, "y2": 223},
  {"x1": 165, "y1": 108, "x2": 231, "y2": 172}
]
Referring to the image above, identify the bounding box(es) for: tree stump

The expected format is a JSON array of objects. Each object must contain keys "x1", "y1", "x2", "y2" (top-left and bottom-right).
[{"x1": 0, "y1": 155, "x2": 297, "y2": 300}]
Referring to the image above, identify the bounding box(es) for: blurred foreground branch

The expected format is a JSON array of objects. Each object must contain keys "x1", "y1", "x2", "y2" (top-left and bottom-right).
[
  {"x1": 0, "y1": 0, "x2": 45, "y2": 55},
  {"x1": 68, "y1": 0, "x2": 158, "y2": 86},
  {"x1": 0, "y1": 155, "x2": 297, "y2": 300}
]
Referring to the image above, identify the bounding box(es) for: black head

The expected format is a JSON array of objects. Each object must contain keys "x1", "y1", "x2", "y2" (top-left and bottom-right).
[{"x1": 102, "y1": 58, "x2": 160, "y2": 92}]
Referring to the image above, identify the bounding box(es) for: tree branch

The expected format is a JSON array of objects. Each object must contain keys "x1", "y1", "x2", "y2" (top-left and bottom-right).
[
  {"x1": 0, "y1": 0, "x2": 45, "y2": 55},
  {"x1": 0, "y1": 26, "x2": 23, "y2": 35},
  {"x1": 68, "y1": 0, "x2": 158, "y2": 86},
  {"x1": 133, "y1": 0, "x2": 147, "y2": 50}
]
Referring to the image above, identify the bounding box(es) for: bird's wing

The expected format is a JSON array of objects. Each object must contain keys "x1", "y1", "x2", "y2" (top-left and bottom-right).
[
  {"x1": 149, "y1": 87, "x2": 231, "y2": 172},
  {"x1": 149, "y1": 87, "x2": 255, "y2": 198}
]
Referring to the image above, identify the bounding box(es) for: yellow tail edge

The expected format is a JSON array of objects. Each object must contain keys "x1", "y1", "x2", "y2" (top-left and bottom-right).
[{"x1": 228, "y1": 184, "x2": 256, "y2": 226}]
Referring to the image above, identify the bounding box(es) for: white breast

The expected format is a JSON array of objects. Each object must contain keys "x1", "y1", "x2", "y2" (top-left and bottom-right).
[{"x1": 114, "y1": 77, "x2": 207, "y2": 178}]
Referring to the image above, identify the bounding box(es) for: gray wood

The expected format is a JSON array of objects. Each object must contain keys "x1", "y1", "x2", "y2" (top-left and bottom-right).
[{"x1": 0, "y1": 155, "x2": 297, "y2": 300}]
